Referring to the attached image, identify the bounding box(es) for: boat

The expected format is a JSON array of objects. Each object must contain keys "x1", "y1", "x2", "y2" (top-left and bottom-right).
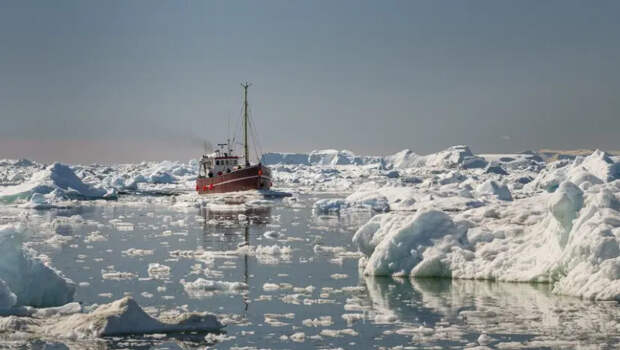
[{"x1": 195, "y1": 83, "x2": 272, "y2": 194}]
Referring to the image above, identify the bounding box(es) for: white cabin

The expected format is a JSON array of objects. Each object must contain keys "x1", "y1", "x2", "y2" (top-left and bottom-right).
[{"x1": 198, "y1": 149, "x2": 242, "y2": 178}]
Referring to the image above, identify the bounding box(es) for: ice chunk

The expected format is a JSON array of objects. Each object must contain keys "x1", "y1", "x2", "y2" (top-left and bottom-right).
[
  {"x1": 476, "y1": 180, "x2": 512, "y2": 201},
  {"x1": 43, "y1": 297, "x2": 222, "y2": 338},
  {"x1": 308, "y1": 149, "x2": 380, "y2": 166},
  {"x1": 355, "y1": 180, "x2": 620, "y2": 300},
  {"x1": 147, "y1": 263, "x2": 171, "y2": 279},
  {"x1": 424, "y1": 145, "x2": 487, "y2": 169},
  {"x1": 527, "y1": 150, "x2": 619, "y2": 192},
  {"x1": 263, "y1": 283, "x2": 280, "y2": 291},
  {"x1": 344, "y1": 190, "x2": 390, "y2": 212},
  {"x1": 290, "y1": 331, "x2": 305, "y2": 342},
  {"x1": 579, "y1": 149, "x2": 620, "y2": 182},
  {"x1": 263, "y1": 230, "x2": 282, "y2": 240},
  {"x1": 0, "y1": 163, "x2": 114, "y2": 204},
  {"x1": 363, "y1": 210, "x2": 465, "y2": 276},
  {"x1": 383, "y1": 149, "x2": 419, "y2": 169},
  {"x1": 123, "y1": 248, "x2": 154, "y2": 257},
  {"x1": 548, "y1": 182, "x2": 583, "y2": 235},
  {"x1": 182, "y1": 278, "x2": 248, "y2": 298},
  {"x1": 352, "y1": 213, "x2": 403, "y2": 256}
]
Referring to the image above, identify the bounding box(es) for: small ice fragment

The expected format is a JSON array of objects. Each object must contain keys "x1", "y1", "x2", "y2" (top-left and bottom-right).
[
  {"x1": 263, "y1": 283, "x2": 280, "y2": 291},
  {"x1": 290, "y1": 332, "x2": 305, "y2": 342}
]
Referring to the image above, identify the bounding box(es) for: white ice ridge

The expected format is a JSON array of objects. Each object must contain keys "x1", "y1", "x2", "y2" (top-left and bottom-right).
[
  {"x1": 0, "y1": 297, "x2": 223, "y2": 339},
  {"x1": 0, "y1": 144, "x2": 552, "y2": 205},
  {"x1": 0, "y1": 163, "x2": 115, "y2": 205},
  {"x1": 354, "y1": 176, "x2": 620, "y2": 300},
  {"x1": 0, "y1": 224, "x2": 75, "y2": 309}
]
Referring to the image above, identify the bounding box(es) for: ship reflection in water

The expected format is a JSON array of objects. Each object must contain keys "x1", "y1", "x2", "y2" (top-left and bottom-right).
[{"x1": 199, "y1": 204, "x2": 272, "y2": 314}]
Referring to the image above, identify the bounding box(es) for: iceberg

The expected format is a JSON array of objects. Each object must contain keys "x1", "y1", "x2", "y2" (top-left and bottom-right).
[
  {"x1": 0, "y1": 163, "x2": 114, "y2": 204},
  {"x1": 360, "y1": 210, "x2": 466, "y2": 277},
  {"x1": 354, "y1": 179, "x2": 620, "y2": 300},
  {"x1": 422, "y1": 145, "x2": 487, "y2": 169},
  {"x1": 261, "y1": 152, "x2": 311, "y2": 165},
  {"x1": 383, "y1": 149, "x2": 419, "y2": 169},
  {"x1": 262, "y1": 150, "x2": 382, "y2": 167}
]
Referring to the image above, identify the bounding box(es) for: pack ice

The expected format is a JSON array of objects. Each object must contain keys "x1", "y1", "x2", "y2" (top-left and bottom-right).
[
  {"x1": 0, "y1": 224, "x2": 223, "y2": 340},
  {"x1": 1, "y1": 145, "x2": 617, "y2": 303},
  {"x1": 351, "y1": 150, "x2": 619, "y2": 300},
  {"x1": 0, "y1": 162, "x2": 114, "y2": 206}
]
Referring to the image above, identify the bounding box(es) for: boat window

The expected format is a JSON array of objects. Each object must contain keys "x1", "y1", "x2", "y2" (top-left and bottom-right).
[{"x1": 216, "y1": 160, "x2": 220, "y2": 166}]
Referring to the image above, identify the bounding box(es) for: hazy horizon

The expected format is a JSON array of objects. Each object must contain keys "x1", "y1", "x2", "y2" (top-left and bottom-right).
[{"x1": 1, "y1": 0, "x2": 619, "y2": 163}]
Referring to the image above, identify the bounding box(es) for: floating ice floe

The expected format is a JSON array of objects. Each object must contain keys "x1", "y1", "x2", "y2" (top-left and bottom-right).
[
  {"x1": 101, "y1": 270, "x2": 137, "y2": 281},
  {"x1": 0, "y1": 296, "x2": 223, "y2": 339},
  {"x1": 123, "y1": 248, "x2": 154, "y2": 257},
  {"x1": 354, "y1": 177, "x2": 620, "y2": 300},
  {"x1": 181, "y1": 278, "x2": 248, "y2": 298},
  {"x1": 147, "y1": 263, "x2": 171, "y2": 279}
]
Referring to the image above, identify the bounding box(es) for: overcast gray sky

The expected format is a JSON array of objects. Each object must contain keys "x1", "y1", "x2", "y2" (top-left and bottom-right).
[{"x1": 1, "y1": 0, "x2": 618, "y2": 163}]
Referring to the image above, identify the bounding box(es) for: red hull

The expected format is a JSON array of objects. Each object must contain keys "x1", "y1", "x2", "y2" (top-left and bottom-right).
[{"x1": 196, "y1": 164, "x2": 272, "y2": 194}]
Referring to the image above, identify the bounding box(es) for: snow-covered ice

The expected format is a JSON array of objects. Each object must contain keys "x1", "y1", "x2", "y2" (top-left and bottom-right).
[
  {"x1": 0, "y1": 145, "x2": 617, "y2": 347},
  {"x1": 182, "y1": 278, "x2": 248, "y2": 298},
  {"x1": 351, "y1": 149, "x2": 620, "y2": 300},
  {"x1": 0, "y1": 296, "x2": 223, "y2": 339},
  {"x1": 0, "y1": 163, "x2": 115, "y2": 205}
]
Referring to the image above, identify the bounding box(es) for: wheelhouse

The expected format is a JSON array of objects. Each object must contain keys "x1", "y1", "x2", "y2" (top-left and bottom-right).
[{"x1": 198, "y1": 149, "x2": 242, "y2": 178}]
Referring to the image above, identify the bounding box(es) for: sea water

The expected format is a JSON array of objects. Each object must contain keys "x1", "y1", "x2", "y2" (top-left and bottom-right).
[{"x1": 10, "y1": 194, "x2": 620, "y2": 349}]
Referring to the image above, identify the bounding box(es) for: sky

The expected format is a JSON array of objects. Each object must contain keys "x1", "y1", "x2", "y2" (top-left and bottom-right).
[{"x1": 0, "y1": 0, "x2": 619, "y2": 163}]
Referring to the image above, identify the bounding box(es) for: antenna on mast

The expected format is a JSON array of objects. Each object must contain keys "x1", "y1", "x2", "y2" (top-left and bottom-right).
[{"x1": 241, "y1": 82, "x2": 252, "y2": 166}]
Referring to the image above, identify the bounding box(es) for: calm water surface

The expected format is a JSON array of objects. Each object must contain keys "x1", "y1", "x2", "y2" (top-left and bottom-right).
[{"x1": 21, "y1": 194, "x2": 620, "y2": 349}]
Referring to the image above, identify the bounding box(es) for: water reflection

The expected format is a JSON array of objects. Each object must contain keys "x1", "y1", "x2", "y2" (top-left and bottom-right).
[
  {"x1": 362, "y1": 276, "x2": 620, "y2": 347},
  {"x1": 199, "y1": 206, "x2": 272, "y2": 316},
  {"x1": 199, "y1": 206, "x2": 272, "y2": 226},
  {"x1": 311, "y1": 210, "x2": 373, "y2": 232}
]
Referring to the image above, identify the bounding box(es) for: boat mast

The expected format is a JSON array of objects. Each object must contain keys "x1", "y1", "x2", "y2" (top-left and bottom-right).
[{"x1": 242, "y1": 82, "x2": 251, "y2": 166}]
